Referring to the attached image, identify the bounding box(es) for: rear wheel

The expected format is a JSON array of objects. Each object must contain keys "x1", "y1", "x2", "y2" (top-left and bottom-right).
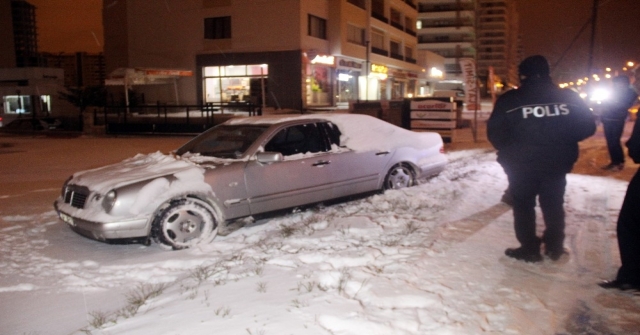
[
  {"x1": 153, "y1": 198, "x2": 218, "y2": 250},
  {"x1": 383, "y1": 163, "x2": 415, "y2": 190}
]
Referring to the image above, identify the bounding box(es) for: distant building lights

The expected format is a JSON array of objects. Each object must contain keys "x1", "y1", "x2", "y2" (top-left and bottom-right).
[
  {"x1": 627, "y1": 61, "x2": 635, "y2": 67},
  {"x1": 429, "y1": 67, "x2": 443, "y2": 78},
  {"x1": 606, "y1": 67, "x2": 612, "y2": 72}
]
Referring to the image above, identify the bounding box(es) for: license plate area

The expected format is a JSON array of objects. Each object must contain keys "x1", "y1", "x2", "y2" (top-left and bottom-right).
[{"x1": 59, "y1": 213, "x2": 75, "y2": 226}]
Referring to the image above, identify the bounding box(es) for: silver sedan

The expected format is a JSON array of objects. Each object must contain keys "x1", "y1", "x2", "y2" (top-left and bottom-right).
[{"x1": 54, "y1": 113, "x2": 447, "y2": 249}]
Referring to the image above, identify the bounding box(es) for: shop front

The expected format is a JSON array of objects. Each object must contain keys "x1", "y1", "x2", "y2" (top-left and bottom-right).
[
  {"x1": 202, "y1": 64, "x2": 268, "y2": 107},
  {"x1": 196, "y1": 50, "x2": 303, "y2": 111},
  {"x1": 335, "y1": 58, "x2": 362, "y2": 104},
  {"x1": 305, "y1": 53, "x2": 335, "y2": 107}
]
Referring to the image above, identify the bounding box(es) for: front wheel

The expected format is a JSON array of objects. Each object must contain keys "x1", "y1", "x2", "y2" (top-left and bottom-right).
[
  {"x1": 153, "y1": 198, "x2": 218, "y2": 250},
  {"x1": 383, "y1": 163, "x2": 415, "y2": 190}
]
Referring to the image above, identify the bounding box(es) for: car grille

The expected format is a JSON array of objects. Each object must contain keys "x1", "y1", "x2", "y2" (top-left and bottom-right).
[{"x1": 63, "y1": 185, "x2": 90, "y2": 209}]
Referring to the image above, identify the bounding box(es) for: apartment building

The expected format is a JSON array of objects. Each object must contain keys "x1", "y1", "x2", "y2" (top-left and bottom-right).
[
  {"x1": 0, "y1": 0, "x2": 67, "y2": 125},
  {"x1": 416, "y1": 0, "x2": 520, "y2": 93},
  {"x1": 103, "y1": 0, "x2": 438, "y2": 110},
  {"x1": 42, "y1": 52, "x2": 106, "y2": 88},
  {"x1": 476, "y1": 0, "x2": 519, "y2": 89},
  {"x1": 416, "y1": 0, "x2": 475, "y2": 85}
]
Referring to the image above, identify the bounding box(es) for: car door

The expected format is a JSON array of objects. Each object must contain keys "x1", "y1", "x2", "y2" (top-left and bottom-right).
[
  {"x1": 244, "y1": 122, "x2": 333, "y2": 214},
  {"x1": 317, "y1": 122, "x2": 393, "y2": 198}
]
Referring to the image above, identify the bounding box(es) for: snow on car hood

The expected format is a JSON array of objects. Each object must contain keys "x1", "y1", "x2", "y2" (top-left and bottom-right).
[
  {"x1": 71, "y1": 151, "x2": 203, "y2": 194},
  {"x1": 225, "y1": 113, "x2": 443, "y2": 151}
]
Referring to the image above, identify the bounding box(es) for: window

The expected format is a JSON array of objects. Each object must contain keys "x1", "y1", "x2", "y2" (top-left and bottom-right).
[
  {"x1": 265, "y1": 123, "x2": 328, "y2": 156},
  {"x1": 203, "y1": 64, "x2": 268, "y2": 104},
  {"x1": 347, "y1": 24, "x2": 365, "y2": 45},
  {"x1": 308, "y1": 15, "x2": 327, "y2": 39},
  {"x1": 347, "y1": 0, "x2": 365, "y2": 9},
  {"x1": 390, "y1": 8, "x2": 402, "y2": 26},
  {"x1": 404, "y1": 45, "x2": 413, "y2": 59},
  {"x1": 371, "y1": 28, "x2": 385, "y2": 50},
  {"x1": 390, "y1": 40, "x2": 401, "y2": 55},
  {"x1": 204, "y1": 16, "x2": 231, "y2": 39}
]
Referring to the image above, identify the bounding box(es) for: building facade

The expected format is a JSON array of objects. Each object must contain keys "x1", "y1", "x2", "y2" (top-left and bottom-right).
[
  {"x1": 0, "y1": 0, "x2": 70, "y2": 126},
  {"x1": 42, "y1": 52, "x2": 106, "y2": 88},
  {"x1": 416, "y1": 0, "x2": 476, "y2": 85},
  {"x1": 476, "y1": 0, "x2": 519, "y2": 90},
  {"x1": 416, "y1": 0, "x2": 520, "y2": 94},
  {"x1": 102, "y1": 0, "x2": 439, "y2": 110}
]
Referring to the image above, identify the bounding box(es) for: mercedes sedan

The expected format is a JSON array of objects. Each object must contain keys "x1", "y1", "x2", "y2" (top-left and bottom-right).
[{"x1": 54, "y1": 113, "x2": 447, "y2": 249}]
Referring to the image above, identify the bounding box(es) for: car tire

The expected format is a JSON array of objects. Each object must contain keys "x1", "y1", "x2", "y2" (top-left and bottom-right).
[
  {"x1": 383, "y1": 163, "x2": 415, "y2": 190},
  {"x1": 153, "y1": 198, "x2": 218, "y2": 250}
]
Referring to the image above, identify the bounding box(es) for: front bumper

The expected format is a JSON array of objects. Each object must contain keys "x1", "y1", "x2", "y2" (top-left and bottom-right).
[{"x1": 54, "y1": 201, "x2": 150, "y2": 241}]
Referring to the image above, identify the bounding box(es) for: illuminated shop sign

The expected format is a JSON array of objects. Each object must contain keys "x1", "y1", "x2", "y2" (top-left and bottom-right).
[
  {"x1": 311, "y1": 55, "x2": 335, "y2": 65},
  {"x1": 371, "y1": 64, "x2": 388, "y2": 74}
]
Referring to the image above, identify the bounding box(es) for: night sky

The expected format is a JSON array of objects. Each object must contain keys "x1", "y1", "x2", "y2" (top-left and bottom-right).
[
  {"x1": 30, "y1": 0, "x2": 103, "y2": 54},
  {"x1": 30, "y1": 0, "x2": 640, "y2": 82},
  {"x1": 516, "y1": 0, "x2": 640, "y2": 82}
]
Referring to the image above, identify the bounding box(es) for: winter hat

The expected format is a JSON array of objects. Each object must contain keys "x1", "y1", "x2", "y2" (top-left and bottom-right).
[{"x1": 518, "y1": 55, "x2": 550, "y2": 78}]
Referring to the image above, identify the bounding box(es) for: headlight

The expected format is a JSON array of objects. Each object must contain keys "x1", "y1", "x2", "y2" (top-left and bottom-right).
[
  {"x1": 61, "y1": 176, "x2": 72, "y2": 198},
  {"x1": 102, "y1": 190, "x2": 118, "y2": 212},
  {"x1": 589, "y1": 88, "x2": 610, "y2": 103}
]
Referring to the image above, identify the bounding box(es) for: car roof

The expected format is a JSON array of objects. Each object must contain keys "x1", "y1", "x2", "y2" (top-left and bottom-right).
[{"x1": 223, "y1": 113, "x2": 362, "y2": 127}]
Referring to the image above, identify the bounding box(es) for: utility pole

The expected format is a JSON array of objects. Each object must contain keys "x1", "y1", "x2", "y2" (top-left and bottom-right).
[{"x1": 587, "y1": 0, "x2": 599, "y2": 76}]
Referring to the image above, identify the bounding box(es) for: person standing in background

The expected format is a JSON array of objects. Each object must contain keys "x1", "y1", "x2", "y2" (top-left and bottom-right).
[
  {"x1": 600, "y1": 75, "x2": 638, "y2": 172},
  {"x1": 599, "y1": 101, "x2": 640, "y2": 291}
]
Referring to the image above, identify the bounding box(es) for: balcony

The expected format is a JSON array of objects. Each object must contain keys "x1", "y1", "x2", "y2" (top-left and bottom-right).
[
  {"x1": 405, "y1": 27, "x2": 417, "y2": 36},
  {"x1": 371, "y1": 46, "x2": 389, "y2": 57},
  {"x1": 405, "y1": 56, "x2": 417, "y2": 64},
  {"x1": 404, "y1": 0, "x2": 417, "y2": 9},
  {"x1": 390, "y1": 52, "x2": 404, "y2": 61},
  {"x1": 371, "y1": 11, "x2": 389, "y2": 23},
  {"x1": 390, "y1": 21, "x2": 404, "y2": 31},
  {"x1": 419, "y1": 3, "x2": 475, "y2": 13}
]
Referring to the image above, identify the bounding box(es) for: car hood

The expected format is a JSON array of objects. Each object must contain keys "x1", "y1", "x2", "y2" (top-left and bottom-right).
[{"x1": 70, "y1": 151, "x2": 204, "y2": 194}]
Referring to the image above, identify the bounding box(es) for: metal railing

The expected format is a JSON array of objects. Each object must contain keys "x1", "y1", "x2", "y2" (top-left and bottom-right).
[{"x1": 94, "y1": 102, "x2": 259, "y2": 134}]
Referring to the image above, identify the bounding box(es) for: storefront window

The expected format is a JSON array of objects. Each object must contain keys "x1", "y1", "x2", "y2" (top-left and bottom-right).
[
  {"x1": 306, "y1": 64, "x2": 332, "y2": 106},
  {"x1": 203, "y1": 64, "x2": 268, "y2": 104},
  {"x1": 3, "y1": 95, "x2": 33, "y2": 114},
  {"x1": 337, "y1": 70, "x2": 359, "y2": 103}
]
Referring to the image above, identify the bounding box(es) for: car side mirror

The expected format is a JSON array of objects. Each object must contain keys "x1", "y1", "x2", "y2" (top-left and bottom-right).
[{"x1": 256, "y1": 151, "x2": 284, "y2": 164}]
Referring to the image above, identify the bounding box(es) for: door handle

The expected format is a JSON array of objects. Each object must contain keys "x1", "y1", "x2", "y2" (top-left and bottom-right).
[
  {"x1": 376, "y1": 151, "x2": 390, "y2": 156},
  {"x1": 312, "y1": 160, "x2": 330, "y2": 166}
]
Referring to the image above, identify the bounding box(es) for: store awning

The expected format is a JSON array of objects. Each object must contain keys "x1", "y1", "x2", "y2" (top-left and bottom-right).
[
  {"x1": 105, "y1": 68, "x2": 193, "y2": 107},
  {"x1": 105, "y1": 68, "x2": 193, "y2": 86}
]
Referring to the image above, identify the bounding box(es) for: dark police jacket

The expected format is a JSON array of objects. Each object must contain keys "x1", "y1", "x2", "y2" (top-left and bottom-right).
[
  {"x1": 626, "y1": 116, "x2": 640, "y2": 163},
  {"x1": 487, "y1": 77, "x2": 596, "y2": 174}
]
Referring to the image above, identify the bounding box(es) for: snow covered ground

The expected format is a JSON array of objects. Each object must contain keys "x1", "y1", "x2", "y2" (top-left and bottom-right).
[{"x1": 1, "y1": 128, "x2": 640, "y2": 335}]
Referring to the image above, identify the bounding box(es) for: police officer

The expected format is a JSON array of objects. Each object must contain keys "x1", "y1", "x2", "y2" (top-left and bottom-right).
[
  {"x1": 600, "y1": 75, "x2": 638, "y2": 171},
  {"x1": 599, "y1": 107, "x2": 640, "y2": 291},
  {"x1": 487, "y1": 55, "x2": 596, "y2": 262}
]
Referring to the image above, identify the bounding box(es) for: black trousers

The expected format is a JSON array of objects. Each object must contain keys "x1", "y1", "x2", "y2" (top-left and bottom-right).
[
  {"x1": 602, "y1": 119, "x2": 626, "y2": 165},
  {"x1": 615, "y1": 168, "x2": 640, "y2": 285},
  {"x1": 507, "y1": 170, "x2": 567, "y2": 253}
]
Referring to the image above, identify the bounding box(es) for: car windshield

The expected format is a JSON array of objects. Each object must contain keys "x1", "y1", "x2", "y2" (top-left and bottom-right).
[{"x1": 176, "y1": 124, "x2": 269, "y2": 158}]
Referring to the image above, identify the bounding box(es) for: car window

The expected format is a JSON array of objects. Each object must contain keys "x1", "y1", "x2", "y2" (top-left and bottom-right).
[
  {"x1": 320, "y1": 122, "x2": 341, "y2": 147},
  {"x1": 176, "y1": 125, "x2": 268, "y2": 158},
  {"x1": 265, "y1": 123, "x2": 328, "y2": 156}
]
